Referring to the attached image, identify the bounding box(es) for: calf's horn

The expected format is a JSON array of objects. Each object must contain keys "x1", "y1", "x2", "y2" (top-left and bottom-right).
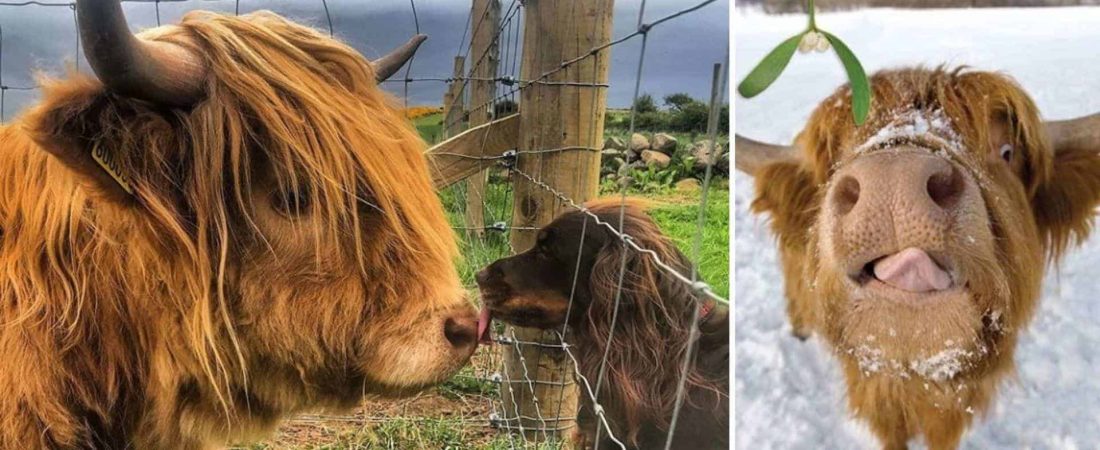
[
  {"x1": 372, "y1": 34, "x2": 428, "y2": 82},
  {"x1": 77, "y1": 0, "x2": 206, "y2": 107},
  {"x1": 735, "y1": 134, "x2": 799, "y2": 175},
  {"x1": 1045, "y1": 113, "x2": 1100, "y2": 154},
  {"x1": 79, "y1": 0, "x2": 426, "y2": 106}
]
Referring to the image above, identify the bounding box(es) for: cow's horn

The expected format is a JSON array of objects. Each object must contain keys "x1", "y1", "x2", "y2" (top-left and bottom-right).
[
  {"x1": 77, "y1": 0, "x2": 206, "y2": 106},
  {"x1": 1045, "y1": 113, "x2": 1100, "y2": 154},
  {"x1": 372, "y1": 34, "x2": 427, "y2": 82},
  {"x1": 735, "y1": 134, "x2": 799, "y2": 175}
]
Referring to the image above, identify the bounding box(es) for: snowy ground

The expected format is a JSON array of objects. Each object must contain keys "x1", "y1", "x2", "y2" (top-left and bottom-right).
[{"x1": 735, "y1": 7, "x2": 1100, "y2": 450}]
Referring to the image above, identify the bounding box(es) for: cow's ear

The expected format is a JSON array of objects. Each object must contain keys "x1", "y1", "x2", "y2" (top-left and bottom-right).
[
  {"x1": 23, "y1": 75, "x2": 173, "y2": 205},
  {"x1": 1032, "y1": 144, "x2": 1100, "y2": 260},
  {"x1": 750, "y1": 160, "x2": 818, "y2": 249}
]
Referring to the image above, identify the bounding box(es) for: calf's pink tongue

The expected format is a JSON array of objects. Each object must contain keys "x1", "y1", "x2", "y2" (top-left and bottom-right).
[
  {"x1": 872, "y1": 248, "x2": 951, "y2": 293},
  {"x1": 477, "y1": 306, "x2": 493, "y2": 345}
]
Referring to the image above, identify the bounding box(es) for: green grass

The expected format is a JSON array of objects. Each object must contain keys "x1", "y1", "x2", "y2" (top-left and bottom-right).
[
  {"x1": 414, "y1": 112, "x2": 445, "y2": 144},
  {"x1": 437, "y1": 365, "x2": 499, "y2": 400},
  {"x1": 437, "y1": 176, "x2": 515, "y2": 285},
  {"x1": 648, "y1": 189, "x2": 730, "y2": 298}
]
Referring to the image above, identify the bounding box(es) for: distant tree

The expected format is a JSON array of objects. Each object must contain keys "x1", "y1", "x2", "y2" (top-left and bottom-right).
[
  {"x1": 663, "y1": 93, "x2": 695, "y2": 112},
  {"x1": 669, "y1": 101, "x2": 709, "y2": 132},
  {"x1": 634, "y1": 110, "x2": 669, "y2": 131},
  {"x1": 633, "y1": 94, "x2": 658, "y2": 114}
]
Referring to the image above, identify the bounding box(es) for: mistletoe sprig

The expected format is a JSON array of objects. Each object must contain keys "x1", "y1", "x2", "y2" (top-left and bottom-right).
[{"x1": 737, "y1": 0, "x2": 871, "y2": 125}]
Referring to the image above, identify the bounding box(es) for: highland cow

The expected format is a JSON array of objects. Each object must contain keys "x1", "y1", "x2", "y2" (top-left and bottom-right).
[
  {"x1": 0, "y1": 1, "x2": 479, "y2": 448},
  {"x1": 737, "y1": 67, "x2": 1100, "y2": 449}
]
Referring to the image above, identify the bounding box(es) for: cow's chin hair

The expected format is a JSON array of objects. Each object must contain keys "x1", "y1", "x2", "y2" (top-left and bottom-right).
[
  {"x1": 819, "y1": 257, "x2": 1009, "y2": 382},
  {"x1": 355, "y1": 317, "x2": 470, "y2": 393}
]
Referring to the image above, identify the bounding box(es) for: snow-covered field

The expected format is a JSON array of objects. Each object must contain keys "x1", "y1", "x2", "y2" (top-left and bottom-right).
[{"x1": 735, "y1": 7, "x2": 1100, "y2": 450}]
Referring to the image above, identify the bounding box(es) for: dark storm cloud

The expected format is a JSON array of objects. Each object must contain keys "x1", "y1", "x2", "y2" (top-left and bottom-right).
[{"x1": 0, "y1": 0, "x2": 727, "y2": 119}]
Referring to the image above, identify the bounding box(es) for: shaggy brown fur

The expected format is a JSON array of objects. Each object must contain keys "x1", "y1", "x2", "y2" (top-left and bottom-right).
[
  {"x1": 748, "y1": 67, "x2": 1100, "y2": 449},
  {"x1": 476, "y1": 200, "x2": 729, "y2": 449},
  {"x1": 0, "y1": 11, "x2": 475, "y2": 449}
]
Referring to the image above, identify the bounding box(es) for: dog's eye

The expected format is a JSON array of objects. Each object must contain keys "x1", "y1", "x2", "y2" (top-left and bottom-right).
[
  {"x1": 998, "y1": 144, "x2": 1013, "y2": 163},
  {"x1": 536, "y1": 229, "x2": 554, "y2": 248}
]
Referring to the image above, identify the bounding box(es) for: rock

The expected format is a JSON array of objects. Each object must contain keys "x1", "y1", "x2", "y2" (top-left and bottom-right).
[
  {"x1": 641, "y1": 150, "x2": 671, "y2": 169},
  {"x1": 621, "y1": 160, "x2": 647, "y2": 175},
  {"x1": 691, "y1": 139, "x2": 726, "y2": 171},
  {"x1": 601, "y1": 149, "x2": 623, "y2": 165},
  {"x1": 601, "y1": 149, "x2": 624, "y2": 175},
  {"x1": 629, "y1": 133, "x2": 650, "y2": 152},
  {"x1": 651, "y1": 133, "x2": 679, "y2": 154},
  {"x1": 675, "y1": 178, "x2": 701, "y2": 193},
  {"x1": 603, "y1": 136, "x2": 626, "y2": 151}
]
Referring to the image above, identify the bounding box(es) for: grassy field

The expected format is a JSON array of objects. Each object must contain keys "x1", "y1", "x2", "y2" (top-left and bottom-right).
[
  {"x1": 414, "y1": 112, "x2": 445, "y2": 145},
  {"x1": 254, "y1": 112, "x2": 728, "y2": 449}
]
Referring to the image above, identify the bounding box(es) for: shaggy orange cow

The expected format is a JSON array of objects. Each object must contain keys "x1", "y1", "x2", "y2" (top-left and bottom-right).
[
  {"x1": 0, "y1": 2, "x2": 479, "y2": 448},
  {"x1": 738, "y1": 67, "x2": 1100, "y2": 449}
]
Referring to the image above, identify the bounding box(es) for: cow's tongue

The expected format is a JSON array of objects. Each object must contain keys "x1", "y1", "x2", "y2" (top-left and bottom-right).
[
  {"x1": 477, "y1": 306, "x2": 493, "y2": 345},
  {"x1": 872, "y1": 248, "x2": 952, "y2": 293}
]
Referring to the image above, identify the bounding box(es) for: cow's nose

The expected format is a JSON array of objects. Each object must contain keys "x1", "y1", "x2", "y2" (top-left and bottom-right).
[
  {"x1": 443, "y1": 310, "x2": 478, "y2": 351},
  {"x1": 925, "y1": 161, "x2": 964, "y2": 211},
  {"x1": 830, "y1": 150, "x2": 963, "y2": 219},
  {"x1": 828, "y1": 149, "x2": 972, "y2": 271}
]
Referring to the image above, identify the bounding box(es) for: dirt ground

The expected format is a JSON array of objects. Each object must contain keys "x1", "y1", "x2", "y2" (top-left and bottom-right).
[{"x1": 250, "y1": 349, "x2": 515, "y2": 449}]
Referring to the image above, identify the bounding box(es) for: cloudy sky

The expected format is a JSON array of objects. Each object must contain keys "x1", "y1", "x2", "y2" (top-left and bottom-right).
[{"x1": 0, "y1": 0, "x2": 728, "y2": 119}]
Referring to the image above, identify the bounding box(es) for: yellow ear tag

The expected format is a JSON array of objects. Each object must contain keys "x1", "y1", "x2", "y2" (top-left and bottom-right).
[{"x1": 91, "y1": 144, "x2": 134, "y2": 195}]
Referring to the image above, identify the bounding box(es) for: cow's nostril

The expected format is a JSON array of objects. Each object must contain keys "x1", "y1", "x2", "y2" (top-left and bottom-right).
[
  {"x1": 926, "y1": 164, "x2": 964, "y2": 210},
  {"x1": 834, "y1": 176, "x2": 861, "y2": 215},
  {"x1": 444, "y1": 315, "x2": 478, "y2": 349}
]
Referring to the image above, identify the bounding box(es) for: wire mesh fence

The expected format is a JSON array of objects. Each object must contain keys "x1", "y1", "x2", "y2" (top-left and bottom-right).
[{"x1": 0, "y1": 0, "x2": 729, "y2": 448}]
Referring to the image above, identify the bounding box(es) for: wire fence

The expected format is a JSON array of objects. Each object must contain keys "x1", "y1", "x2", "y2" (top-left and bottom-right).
[{"x1": 0, "y1": 0, "x2": 728, "y2": 448}]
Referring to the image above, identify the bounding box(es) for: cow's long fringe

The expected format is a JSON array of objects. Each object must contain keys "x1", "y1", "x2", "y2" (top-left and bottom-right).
[{"x1": 0, "y1": 11, "x2": 455, "y2": 446}]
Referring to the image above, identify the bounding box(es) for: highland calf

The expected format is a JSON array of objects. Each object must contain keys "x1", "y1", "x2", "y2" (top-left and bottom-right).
[
  {"x1": 738, "y1": 67, "x2": 1100, "y2": 449},
  {"x1": 0, "y1": 1, "x2": 478, "y2": 448}
]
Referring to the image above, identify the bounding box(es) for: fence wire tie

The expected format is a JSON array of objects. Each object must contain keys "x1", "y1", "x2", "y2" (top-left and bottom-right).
[
  {"x1": 498, "y1": 149, "x2": 518, "y2": 169},
  {"x1": 488, "y1": 221, "x2": 508, "y2": 232}
]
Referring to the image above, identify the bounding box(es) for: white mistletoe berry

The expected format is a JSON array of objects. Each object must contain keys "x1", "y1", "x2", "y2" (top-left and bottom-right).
[
  {"x1": 798, "y1": 32, "x2": 818, "y2": 53},
  {"x1": 815, "y1": 33, "x2": 831, "y2": 52}
]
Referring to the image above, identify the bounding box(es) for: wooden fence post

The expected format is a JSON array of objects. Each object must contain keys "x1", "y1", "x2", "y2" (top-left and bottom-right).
[
  {"x1": 443, "y1": 56, "x2": 467, "y2": 138},
  {"x1": 464, "y1": 0, "x2": 501, "y2": 238},
  {"x1": 504, "y1": 0, "x2": 614, "y2": 440}
]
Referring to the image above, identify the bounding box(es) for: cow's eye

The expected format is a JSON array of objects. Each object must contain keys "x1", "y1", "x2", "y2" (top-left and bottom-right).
[
  {"x1": 272, "y1": 184, "x2": 311, "y2": 216},
  {"x1": 998, "y1": 144, "x2": 1013, "y2": 163}
]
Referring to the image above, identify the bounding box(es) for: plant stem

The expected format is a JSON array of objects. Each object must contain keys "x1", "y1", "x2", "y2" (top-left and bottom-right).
[{"x1": 808, "y1": 0, "x2": 817, "y2": 30}]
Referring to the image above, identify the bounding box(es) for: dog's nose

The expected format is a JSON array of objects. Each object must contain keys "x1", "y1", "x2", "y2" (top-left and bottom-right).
[{"x1": 443, "y1": 311, "x2": 478, "y2": 351}]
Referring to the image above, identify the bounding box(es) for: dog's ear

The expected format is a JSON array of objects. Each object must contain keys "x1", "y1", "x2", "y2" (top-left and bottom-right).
[{"x1": 584, "y1": 215, "x2": 708, "y2": 446}]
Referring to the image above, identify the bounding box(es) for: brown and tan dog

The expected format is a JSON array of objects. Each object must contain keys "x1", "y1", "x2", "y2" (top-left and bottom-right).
[{"x1": 476, "y1": 201, "x2": 729, "y2": 450}]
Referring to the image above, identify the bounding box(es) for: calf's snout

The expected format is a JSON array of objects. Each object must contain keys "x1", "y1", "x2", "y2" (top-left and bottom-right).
[{"x1": 825, "y1": 149, "x2": 975, "y2": 272}]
